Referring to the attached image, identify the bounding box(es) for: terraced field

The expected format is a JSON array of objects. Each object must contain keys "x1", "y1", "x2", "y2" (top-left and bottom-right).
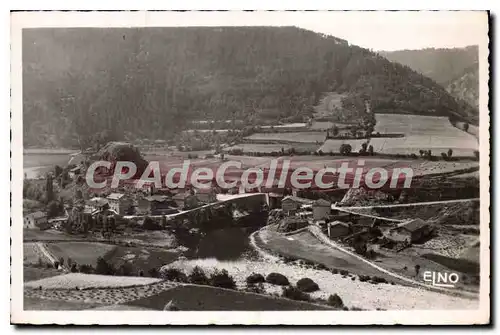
[
  {"x1": 372, "y1": 114, "x2": 478, "y2": 157},
  {"x1": 224, "y1": 143, "x2": 320, "y2": 154},
  {"x1": 244, "y1": 132, "x2": 326, "y2": 144}
]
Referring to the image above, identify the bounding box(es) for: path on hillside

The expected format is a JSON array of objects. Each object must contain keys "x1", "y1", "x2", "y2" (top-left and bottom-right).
[
  {"x1": 338, "y1": 198, "x2": 479, "y2": 210},
  {"x1": 35, "y1": 242, "x2": 59, "y2": 266},
  {"x1": 307, "y1": 225, "x2": 478, "y2": 299}
]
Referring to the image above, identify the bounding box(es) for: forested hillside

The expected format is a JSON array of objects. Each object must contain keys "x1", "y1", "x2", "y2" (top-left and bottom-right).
[
  {"x1": 380, "y1": 46, "x2": 479, "y2": 109},
  {"x1": 379, "y1": 46, "x2": 479, "y2": 85},
  {"x1": 23, "y1": 27, "x2": 478, "y2": 148}
]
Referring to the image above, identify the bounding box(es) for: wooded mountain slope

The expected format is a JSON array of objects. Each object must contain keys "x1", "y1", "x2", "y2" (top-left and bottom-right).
[{"x1": 23, "y1": 27, "x2": 478, "y2": 148}]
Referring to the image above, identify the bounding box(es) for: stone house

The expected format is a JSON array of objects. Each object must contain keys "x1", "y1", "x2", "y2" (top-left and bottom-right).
[
  {"x1": 387, "y1": 219, "x2": 433, "y2": 244},
  {"x1": 24, "y1": 211, "x2": 49, "y2": 230},
  {"x1": 312, "y1": 198, "x2": 331, "y2": 221},
  {"x1": 281, "y1": 196, "x2": 313, "y2": 214},
  {"x1": 327, "y1": 221, "x2": 350, "y2": 238},
  {"x1": 106, "y1": 193, "x2": 133, "y2": 216},
  {"x1": 138, "y1": 195, "x2": 178, "y2": 215}
]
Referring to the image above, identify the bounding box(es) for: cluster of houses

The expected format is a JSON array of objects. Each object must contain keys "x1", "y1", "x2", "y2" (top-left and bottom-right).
[{"x1": 275, "y1": 194, "x2": 434, "y2": 246}]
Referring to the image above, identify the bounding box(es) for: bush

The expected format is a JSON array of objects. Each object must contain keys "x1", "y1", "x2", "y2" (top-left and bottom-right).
[
  {"x1": 70, "y1": 263, "x2": 78, "y2": 273},
  {"x1": 339, "y1": 269, "x2": 349, "y2": 276},
  {"x1": 266, "y1": 272, "x2": 290, "y2": 286},
  {"x1": 246, "y1": 273, "x2": 265, "y2": 285},
  {"x1": 371, "y1": 276, "x2": 388, "y2": 284},
  {"x1": 189, "y1": 266, "x2": 209, "y2": 285},
  {"x1": 358, "y1": 275, "x2": 371, "y2": 282},
  {"x1": 148, "y1": 267, "x2": 159, "y2": 278},
  {"x1": 209, "y1": 269, "x2": 236, "y2": 289},
  {"x1": 331, "y1": 268, "x2": 339, "y2": 274},
  {"x1": 79, "y1": 264, "x2": 94, "y2": 274},
  {"x1": 95, "y1": 257, "x2": 114, "y2": 275},
  {"x1": 282, "y1": 286, "x2": 311, "y2": 301},
  {"x1": 161, "y1": 267, "x2": 188, "y2": 282},
  {"x1": 296, "y1": 277, "x2": 319, "y2": 292},
  {"x1": 53, "y1": 261, "x2": 59, "y2": 269},
  {"x1": 327, "y1": 294, "x2": 344, "y2": 308}
]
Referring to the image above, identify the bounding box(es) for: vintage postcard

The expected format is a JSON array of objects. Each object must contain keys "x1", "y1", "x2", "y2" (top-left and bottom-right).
[{"x1": 11, "y1": 11, "x2": 490, "y2": 325}]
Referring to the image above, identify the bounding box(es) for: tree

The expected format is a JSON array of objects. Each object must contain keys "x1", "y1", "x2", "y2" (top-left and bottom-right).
[
  {"x1": 339, "y1": 144, "x2": 352, "y2": 156},
  {"x1": 45, "y1": 174, "x2": 54, "y2": 203},
  {"x1": 464, "y1": 123, "x2": 470, "y2": 132},
  {"x1": 414, "y1": 264, "x2": 421, "y2": 276},
  {"x1": 331, "y1": 125, "x2": 339, "y2": 137},
  {"x1": 441, "y1": 152, "x2": 448, "y2": 160},
  {"x1": 447, "y1": 149, "x2": 453, "y2": 158},
  {"x1": 419, "y1": 150, "x2": 424, "y2": 157},
  {"x1": 368, "y1": 145, "x2": 374, "y2": 156},
  {"x1": 46, "y1": 200, "x2": 60, "y2": 218},
  {"x1": 54, "y1": 165, "x2": 63, "y2": 177}
]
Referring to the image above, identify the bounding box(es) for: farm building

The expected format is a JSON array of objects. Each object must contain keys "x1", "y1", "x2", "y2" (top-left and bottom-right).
[
  {"x1": 387, "y1": 219, "x2": 433, "y2": 243},
  {"x1": 312, "y1": 199, "x2": 331, "y2": 220},
  {"x1": 267, "y1": 192, "x2": 284, "y2": 209},
  {"x1": 327, "y1": 221, "x2": 351, "y2": 238},
  {"x1": 24, "y1": 211, "x2": 49, "y2": 230},
  {"x1": 68, "y1": 166, "x2": 81, "y2": 179},
  {"x1": 106, "y1": 193, "x2": 133, "y2": 216},
  {"x1": 138, "y1": 195, "x2": 178, "y2": 215},
  {"x1": 86, "y1": 197, "x2": 109, "y2": 212},
  {"x1": 281, "y1": 196, "x2": 314, "y2": 214}
]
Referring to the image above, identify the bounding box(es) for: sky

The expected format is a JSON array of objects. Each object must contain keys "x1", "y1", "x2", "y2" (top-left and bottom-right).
[{"x1": 13, "y1": 11, "x2": 489, "y2": 51}]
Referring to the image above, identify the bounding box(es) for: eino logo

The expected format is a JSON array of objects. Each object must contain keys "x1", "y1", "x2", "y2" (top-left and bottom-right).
[{"x1": 423, "y1": 271, "x2": 460, "y2": 288}]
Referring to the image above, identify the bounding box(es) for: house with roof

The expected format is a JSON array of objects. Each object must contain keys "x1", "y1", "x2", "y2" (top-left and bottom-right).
[
  {"x1": 86, "y1": 197, "x2": 109, "y2": 213},
  {"x1": 387, "y1": 218, "x2": 433, "y2": 244},
  {"x1": 281, "y1": 196, "x2": 314, "y2": 214},
  {"x1": 327, "y1": 221, "x2": 351, "y2": 238},
  {"x1": 312, "y1": 198, "x2": 331, "y2": 221},
  {"x1": 138, "y1": 195, "x2": 178, "y2": 215},
  {"x1": 106, "y1": 193, "x2": 133, "y2": 216},
  {"x1": 24, "y1": 211, "x2": 49, "y2": 230}
]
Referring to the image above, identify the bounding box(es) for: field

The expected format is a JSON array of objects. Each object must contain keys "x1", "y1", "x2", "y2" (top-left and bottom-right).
[
  {"x1": 309, "y1": 121, "x2": 351, "y2": 130},
  {"x1": 24, "y1": 266, "x2": 61, "y2": 282},
  {"x1": 45, "y1": 241, "x2": 179, "y2": 274},
  {"x1": 318, "y1": 139, "x2": 367, "y2": 153},
  {"x1": 244, "y1": 132, "x2": 326, "y2": 144},
  {"x1": 372, "y1": 114, "x2": 478, "y2": 157},
  {"x1": 129, "y1": 285, "x2": 331, "y2": 311},
  {"x1": 224, "y1": 143, "x2": 320, "y2": 154},
  {"x1": 24, "y1": 273, "x2": 162, "y2": 289},
  {"x1": 45, "y1": 242, "x2": 117, "y2": 266},
  {"x1": 261, "y1": 123, "x2": 308, "y2": 130}
]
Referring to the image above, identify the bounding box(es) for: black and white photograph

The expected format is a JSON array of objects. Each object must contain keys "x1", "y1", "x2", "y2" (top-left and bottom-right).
[{"x1": 10, "y1": 10, "x2": 490, "y2": 325}]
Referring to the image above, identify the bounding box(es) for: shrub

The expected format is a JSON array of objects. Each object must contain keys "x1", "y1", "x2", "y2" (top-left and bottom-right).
[
  {"x1": 70, "y1": 263, "x2": 78, "y2": 273},
  {"x1": 339, "y1": 269, "x2": 349, "y2": 276},
  {"x1": 296, "y1": 277, "x2": 319, "y2": 292},
  {"x1": 162, "y1": 267, "x2": 188, "y2": 282},
  {"x1": 266, "y1": 272, "x2": 290, "y2": 286},
  {"x1": 371, "y1": 276, "x2": 388, "y2": 284},
  {"x1": 331, "y1": 268, "x2": 339, "y2": 274},
  {"x1": 138, "y1": 270, "x2": 144, "y2": 277},
  {"x1": 148, "y1": 267, "x2": 160, "y2": 278},
  {"x1": 116, "y1": 262, "x2": 133, "y2": 276},
  {"x1": 189, "y1": 266, "x2": 209, "y2": 285},
  {"x1": 53, "y1": 261, "x2": 59, "y2": 269},
  {"x1": 246, "y1": 273, "x2": 265, "y2": 285},
  {"x1": 358, "y1": 275, "x2": 371, "y2": 282},
  {"x1": 316, "y1": 264, "x2": 328, "y2": 271},
  {"x1": 282, "y1": 286, "x2": 311, "y2": 301},
  {"x1": 95, "y1": 257, "x2": 114, "y2": 275},
  {"x1": 327, "y1": 294, "x2": 344, "y2": 308},
  {"x1": 79, "y1": 264, "x2": 94, "y2": 274},
  {"x1": 58, "y1": 257, "x2": 65, "y2": 267},
  {"x1": 209, "y1": 269, "x2": 236, "y2": 289}
]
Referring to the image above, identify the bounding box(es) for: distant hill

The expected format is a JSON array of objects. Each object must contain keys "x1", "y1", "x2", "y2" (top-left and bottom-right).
[
  {"x1": 23, "y1": 27, "x2": 478, "y2": 148},
  {"x1": 380, "y1": 46, "x2": 479, "y2": 108}
]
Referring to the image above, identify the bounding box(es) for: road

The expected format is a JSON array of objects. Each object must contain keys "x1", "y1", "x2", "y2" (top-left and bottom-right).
[
  {"x1": 337, "y1": 197, "x2": 479, "y2": 210},
  {"x1": 307, "y1": 225, "x2": 477, "y2": 299}
]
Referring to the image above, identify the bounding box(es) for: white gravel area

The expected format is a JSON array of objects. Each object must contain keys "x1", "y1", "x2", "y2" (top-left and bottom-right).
[
  {"x1": 24, "y1": 273, "x2": 162, "y2": 290},
  {"x1": 164, "y1": 258, "x2": 479, "y2": 311}
]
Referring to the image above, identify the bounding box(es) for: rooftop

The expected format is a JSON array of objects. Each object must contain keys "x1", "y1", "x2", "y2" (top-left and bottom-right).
[
  {"x1": 313, "y1": 198, "x2": 331, "y2": 207},
  {"x1": 26, "y1": 211, "x2": 46, "y2": 219},
  {"x1": 282, "y1": 196, "x2": 314, "y2": 205},
  {"x1": 107, "y1": 193, "x2": 127, "y2": 200}
]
